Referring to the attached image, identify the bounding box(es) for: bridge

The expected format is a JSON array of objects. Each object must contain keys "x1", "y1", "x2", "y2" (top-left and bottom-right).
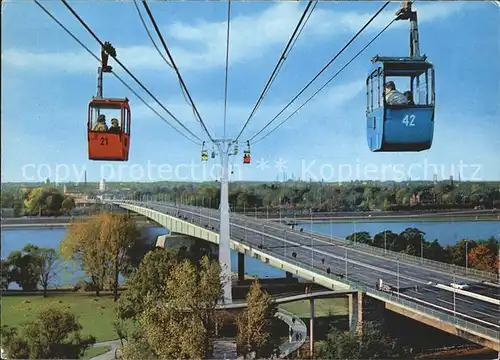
[{"x1": 111, "y1": 200, "x2": 500, "y2": 352}]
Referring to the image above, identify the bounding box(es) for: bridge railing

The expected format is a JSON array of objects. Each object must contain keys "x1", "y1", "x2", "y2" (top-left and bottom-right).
[
  {"x1": 233, "y1": 237, "x2": 499, "y2": 341},
  {"x1": 310, "y1": 233, "x2": 498, "y2": 281},
  {"x1": 117, "y1": 202, "x2": 499, "y2": 339},
  {"x1": 122, "y1": 201, "x2": 497, "y2": 281}
]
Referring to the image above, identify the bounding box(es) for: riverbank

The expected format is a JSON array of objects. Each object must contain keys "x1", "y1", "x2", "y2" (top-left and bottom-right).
[{"x1": 301, "y1": 214, "x2": 499, "y2": 224}]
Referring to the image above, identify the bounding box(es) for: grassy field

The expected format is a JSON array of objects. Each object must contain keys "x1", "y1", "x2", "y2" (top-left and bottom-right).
[
  {"x1": 1, "y1": 293, "x2": 119, "y2": 342},
  {"x1": 81, "y1": 346, "x2": 111, "y2": 360},
  {"x1": 278, "y1": 297, "x2": 348, "y2": 318}
]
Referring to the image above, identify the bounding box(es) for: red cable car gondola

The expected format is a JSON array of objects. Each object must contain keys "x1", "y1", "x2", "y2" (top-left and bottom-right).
[
  {"x1": 87, "y1": 42, "x2": 131, "y2": 161},
  {"x1": 88, "y1": 97, "x2": 131, "y2": 161}
]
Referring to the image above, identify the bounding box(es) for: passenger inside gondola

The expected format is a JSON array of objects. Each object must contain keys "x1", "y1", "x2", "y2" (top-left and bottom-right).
[
  {"x1": 384, "y1": 81, "x2": 407, "y2": 105},
  {"x1": 92, "y1": 114, "x2": 108, "y2": 131},
  {"x1": 108, "y1": 118, "x2": 121, "y2": 133},
  {"x1": 404, "y1": 91, "x2": 415, "y2": 105}
]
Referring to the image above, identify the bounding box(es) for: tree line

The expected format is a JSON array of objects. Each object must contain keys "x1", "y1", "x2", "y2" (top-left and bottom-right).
[
  {"x1": 1, "y1": 187, "x2": 75, "y2": 217},
  {"x1": 346, "y1": 228, "x2": 499, "y2": 273},
  {"x1": 132, "y1": 180, "x2": 500, "y2": 212}
]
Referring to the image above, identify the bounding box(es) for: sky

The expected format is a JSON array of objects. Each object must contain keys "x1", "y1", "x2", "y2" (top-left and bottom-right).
[{"x1": 1, "y1": 1, "x2": 499, "y2": 184}]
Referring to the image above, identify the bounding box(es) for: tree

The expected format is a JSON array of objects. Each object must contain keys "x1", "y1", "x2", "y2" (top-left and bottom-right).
[
  {"x1": 99, "y1": 212, "x2": 141, "y2": 301},
  {"x1": 61, "y1": 216, "x2": 108, "y2": 296},
  {"x1": 117, "y1": 247, "x2": 179, "y2": 320},
  {"x1": 7, "y1": 244, "x2": 43, "y2": 291},
  {"x1": 320, "y1": 322, "x2": 403, "y2": 359},
  {"x1": 127, "y1": 256, "x2": 223, "y2": 358},
  {"x1": 1, "y1": 307, "x2": 95, "y2": 359},
  {"x1": 236, "y1": 280, "x2": 281, "y2": 359},
  {"x1": 61, "y1": 212, "x2": 140, "y2": 298},
  {"x1": 1, "y1": 258, "x2": 13, "y2": 290},
  {"x1": 35, "y1": 247, "x2": 59, "y2": 297},
  {"x1": 468, "y1": 244, "x2": 497, "y2": 272},
  {"x1": 61, "y1": 197, "x2": 76, "y2": 214}
]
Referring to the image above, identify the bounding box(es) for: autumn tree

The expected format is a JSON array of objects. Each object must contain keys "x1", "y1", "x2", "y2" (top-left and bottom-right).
[
  {"x1": 236, "y1": 280, "x2": 281, "y2": 359},
  {"x1": 61, "y1": 197, "x2": 76, "y2": 214},
  {"x1": 100, "y1": 212, "x2": 141, "y2": 301},
  {"x1": 125, "y1": 256, "x2": 223, "y2": 358},
  {"x1": 61, "y1": 216, "x2": 107, "y2": 296},
  {"x1": 1, "y1": 307, "x2": 95, "y2": 359},
  {"x1": 320, "y1": 322, "x2": 404, "y2": 359},
  {"x1": 35, "y1": 247, "x2": 60, "y2": 297},
  {"x1": 7, "y1": 244, "x2": 43, "y2": 291},
  {"x1": 468, "y1": 244, "x2": 497, "y2": 272},
  {"x1": 61, "y1": 212, "x2": 140, "y2": 298},
  {"x1": 117, "y1": 247, "x2": 179, "y2": 320}
]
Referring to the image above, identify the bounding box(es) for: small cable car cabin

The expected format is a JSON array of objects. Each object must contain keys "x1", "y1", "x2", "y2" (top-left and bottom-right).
[
  {"x1": 366, "y1": 56, "x2": 435, "y2": 152},
  {"x1": 88, "y1": 97, "x2": 131, "y2": 161},
  {"x1": 201, "y1": 150, "x2": 209, "y2": 162},
  {"x1": 243, "y1": 141, "x2": 251, "y2": 164}
]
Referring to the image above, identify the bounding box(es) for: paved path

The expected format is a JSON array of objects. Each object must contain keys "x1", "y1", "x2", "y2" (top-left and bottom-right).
[
  {"x1": 89, "y1": 309, "x2": 307, "y2": 360},
  {"x1": 89, "y1": 340, "x2": 123, "y2": 360}
]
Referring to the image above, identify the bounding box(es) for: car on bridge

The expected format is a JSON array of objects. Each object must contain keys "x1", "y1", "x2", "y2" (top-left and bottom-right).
[{"x1": 450, "y1": 280, "x2": 469, "y2": 290}]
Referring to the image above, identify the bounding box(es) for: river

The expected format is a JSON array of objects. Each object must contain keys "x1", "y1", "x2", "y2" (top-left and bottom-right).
[{"x1": 2, "y1": 219, "x2": 499, "y2": 289}]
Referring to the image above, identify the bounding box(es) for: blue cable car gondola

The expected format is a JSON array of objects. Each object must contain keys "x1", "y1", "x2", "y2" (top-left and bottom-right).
[{"x1": 366, "y1": 1, "x2": 435, "y2": 152}]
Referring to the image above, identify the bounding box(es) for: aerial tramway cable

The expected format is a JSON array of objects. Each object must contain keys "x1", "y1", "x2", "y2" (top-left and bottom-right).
[
  {"x1": 247, "y1": 1, "x2": 392, "y2": 143},
  {"x1": 59, "y1": 0, "x2": 205, "y2": 143},
  {"x1": 141, "y1": 0, "x2": 214, "y2": 142},
  {"x1": 235, "y1": 0, "x2": 317, "y2": 141},
  {"x1": 253, "y1": 18, "x2": 396, "y2": 145},
  {"x1": 33, "y1": 0, "x2": 202, "y2": 145}
]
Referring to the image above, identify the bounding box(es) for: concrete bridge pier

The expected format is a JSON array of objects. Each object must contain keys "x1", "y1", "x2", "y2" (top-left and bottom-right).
[
  {"x1": 309, "y1": 298, "x2": 315, "y2": 358},
  {"x1": 348, "y1": 291, "x2": 386, "y2": 336},
  {"x1": 238, "y1": 253, "x2": 245, "y2": 283},
  {"x1": 286, "y1": 271, "x2": 293, "y2": 279},
  {"x1": 348, "y1": 292, "x2": 362, "y2": 334}
]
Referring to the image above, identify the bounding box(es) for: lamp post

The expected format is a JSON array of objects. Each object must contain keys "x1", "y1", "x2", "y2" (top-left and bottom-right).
[
  {"x1": 345, "y1": 249, "x2": 348, "y2": 280},
  {"x1": 353, "y1": 221, "x2": 356, "y2": 245},
  {"x1": 384, "y1": 231, "x2": 387, "y2": 255},
  {"x1": 266, "y1": 205, "x2": 269, "y2": 223},
  {"x1": 243, "y1": 202, "x2": 246, "y2": 216},
  {"x1": 330, "y1": 221, "x2": 333, "y2": 240},
  {"x1": 397, "y1": 257, "x2": 400, "y2": 298},
  {"x1": 453, "y1": 271, "x2": 456, "y2": 318},
  {"x1": 310, "y1": 208, "x2": 313, "y2": 267},
  {"x1": 284, "y1": 230, "x2": 287, "y2": 257},
  {"x1": 279, "y1": 197, "x2": 282, "y2": 225},
  {"x1": 244, "y1": 219, "x2": 247, "y2": 243},
  {"x1": 465, "y1": 240, "x2": 468, "y2": 274},
  {"x1": 208, "y1": 198, "x2": 211, "y2": 228},
  {"x1": 420, "y1": 233, "x2": 424, "y2": 264}
]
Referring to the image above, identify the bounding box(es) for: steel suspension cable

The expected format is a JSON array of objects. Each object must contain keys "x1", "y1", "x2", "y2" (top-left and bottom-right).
[
  {"x1": 252, "y1": 18, "x2": 396, "y2": 145},
  {"x1": 235, "y1": 0, "x2": 316, "y2": 141},
  {"x1": 132, "y1": 0, "x2": 173, "y2": 69},
  {"x1": 247, "y1": 1, "x2": 391, "y2": 142},
  {"x1": 223, "y1": 0, "x2": 232, "y2": 139},
  {"x1": 59, "y1": 0, "x2": 204, "y2": 143},
  {"x1": 33, "y1": 0, "x2": 201, "y2": 145},
  {"x1": 141, "y1": 0, "x2": 214, "y2": 142}
]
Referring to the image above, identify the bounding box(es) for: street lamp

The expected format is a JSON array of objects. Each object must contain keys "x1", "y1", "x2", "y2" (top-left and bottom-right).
[
  {"x1": 284, "y1": 230, "x2": 287, "y2": 257},
  {"x1": 353, "y1": 221, "x2": 356, "y2": 245},
  {"x1": 345, "y1": 249, "x2": 348, "y2": 280},
  {"x1": 384, "y1": 231, "x2": 387, "y2": 255},
  {"x1": 279, "y1": 197, "x2": 282, "y2": 225},
  {"x1": 420, "y1": 233, "x2": 424, "y2": 264},
  {"x1": 266, "y1": 205, "x2": 269, "y2": 223},
  {"x1": 310, "y1": 208, "x2": 313, "y2": 267},
  {"x1": 397, "y1": 257, "x2": 400, "y2": 298},
  {"x1": 452, "y1": 271, "x2": 456, "y2": 318},
  {"x1": 465, "y1": 239, "x2": 469, "y2": 274},
  {"x1": 243, "y1": 202, "x2": 246, "y2": 216}
]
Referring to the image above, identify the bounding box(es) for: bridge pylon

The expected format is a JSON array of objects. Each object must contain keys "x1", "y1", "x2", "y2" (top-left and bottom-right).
[{"x1": 216, "y1": 139, "x2": 233, "y2": 304}]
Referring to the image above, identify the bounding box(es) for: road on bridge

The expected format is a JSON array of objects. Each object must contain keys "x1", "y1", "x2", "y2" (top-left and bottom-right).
[{"x1": 121, "y1": 201, "x2": 500, "y2": 334}]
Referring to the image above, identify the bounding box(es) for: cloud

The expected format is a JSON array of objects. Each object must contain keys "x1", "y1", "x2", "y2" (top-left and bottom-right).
[
  {"x1": 2, "y1": 1, "x2": 468, "y2": 73},
  {"x1": 130, "y1": 77, "x2": 365, "y2": 142}
]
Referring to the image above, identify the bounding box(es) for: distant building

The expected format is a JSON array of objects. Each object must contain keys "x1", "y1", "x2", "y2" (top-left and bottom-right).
[
  {"x1": 99, "y1": 178, "x2": 106, "y2": 192},
  {"x1": 410, "y1": 190, "x2": 436, "y2": 205}
]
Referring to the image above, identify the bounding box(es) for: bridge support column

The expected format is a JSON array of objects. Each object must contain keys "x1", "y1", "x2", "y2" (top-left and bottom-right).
[
  {"x1": 348, "y1": 292, "x2": 363, "y2": 335},
  {"x1": 238, "y1": 253, "x2": 245, "y2": 283},
  {"x1": 309, "y1": 298, "x2": 314, "y2": 359},
  {"x1": 285, "y1": 271, "x2": 293, "y2": 280}
]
